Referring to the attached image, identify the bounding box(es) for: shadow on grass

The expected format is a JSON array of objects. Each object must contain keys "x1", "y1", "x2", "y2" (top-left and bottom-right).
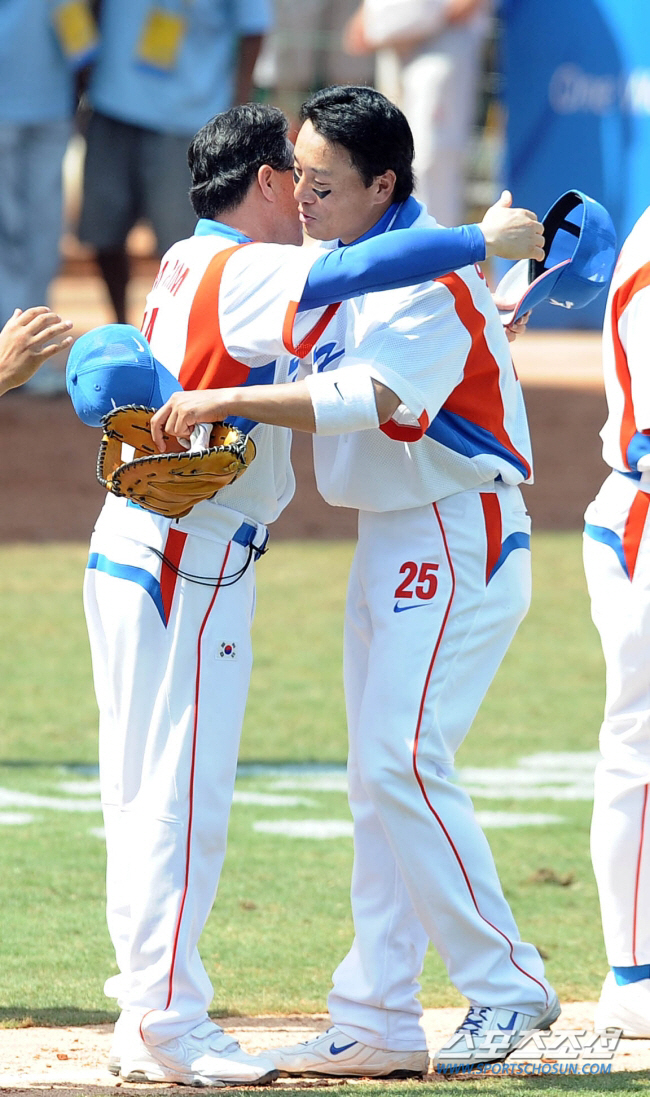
[{"x1": 0, "y1": 1007, "x2": 116, "y2": 1028}]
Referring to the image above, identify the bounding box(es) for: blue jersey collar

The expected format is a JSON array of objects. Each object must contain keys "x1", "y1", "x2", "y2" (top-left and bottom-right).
[
  {"x1": 194, "y1": 218, "x2": 252, "y2": 244},
  {"x1": 341, "y1": 196, "x2": 422, "y2": 246}
]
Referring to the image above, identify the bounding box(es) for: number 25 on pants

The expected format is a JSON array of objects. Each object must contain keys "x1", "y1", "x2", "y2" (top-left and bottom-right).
[{"x1": 395, "y1": 561, "x2": 439, "y2": 601}]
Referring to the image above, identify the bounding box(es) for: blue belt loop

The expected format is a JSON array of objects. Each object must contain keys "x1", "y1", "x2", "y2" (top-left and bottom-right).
[{"x1": 233, "y1": 520, "x2": 269, "y2": 560}]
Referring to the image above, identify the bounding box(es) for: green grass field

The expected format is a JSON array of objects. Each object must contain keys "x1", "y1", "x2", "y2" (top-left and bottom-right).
[{"x1": 0, "y1": 533, "x2": 609, "y2": 1035}]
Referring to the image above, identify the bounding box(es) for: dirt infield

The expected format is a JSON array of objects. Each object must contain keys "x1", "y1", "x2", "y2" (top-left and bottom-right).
[{"x1": 1, "y1": 1003, "x2": 649, "y2": 1089}]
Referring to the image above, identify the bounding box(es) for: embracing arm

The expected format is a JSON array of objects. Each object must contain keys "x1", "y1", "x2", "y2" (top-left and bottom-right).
[
  {"x1": 299, "y1": 192, "x2": 543, "y2": 310},
  {"x1": 151, "y1": 377, "x2": 400, "y2": 449}
]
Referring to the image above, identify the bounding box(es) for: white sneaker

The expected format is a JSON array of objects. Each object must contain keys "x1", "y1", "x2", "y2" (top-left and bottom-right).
[
  {"x1": 433, "y1": 992, "x2": 561, "y2": 1070},
  {"x1": 268, "y1": 1026, "x2": 429, "y2": 1078},
  {"x1": 594, "y1": 972, "x2": 650, "y2": 1037},
  {"x1": 119, "y1": 1020, "x2": 278, "y2": 1086}
]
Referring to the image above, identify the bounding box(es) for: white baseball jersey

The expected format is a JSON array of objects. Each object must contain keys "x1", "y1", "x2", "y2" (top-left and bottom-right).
[
  {"x1": 94, "y1": 219, "x2": 335, "y2": 545},
  {"x1": 310, "y1": 201, "x2": 533, "y2": 512},
  {"x1": 599, "y1": 205, "x2": 650, "y2": 479}
]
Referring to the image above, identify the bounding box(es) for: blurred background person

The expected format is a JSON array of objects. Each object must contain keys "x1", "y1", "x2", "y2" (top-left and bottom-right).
[
  {"x1": 343, "y1": 0, "x2": 493, "y2": 226},
  {"x1": 0, "y1": 0, "x2": 89, "y2": 327},
  {"x1": 77, "y1": 0, "x2": 271, "y2": 325},
  {"x1": 254, "y1": 0, "x2": 374, "y2": 134}
]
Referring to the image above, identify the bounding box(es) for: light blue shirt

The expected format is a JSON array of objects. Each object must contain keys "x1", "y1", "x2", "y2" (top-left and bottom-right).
[
  {"x1": 0, "y1": 0, "x2": 75, "y2": 123},
  {"x1": 89, "y1": 0, "x2": 272, "y2": 136}
]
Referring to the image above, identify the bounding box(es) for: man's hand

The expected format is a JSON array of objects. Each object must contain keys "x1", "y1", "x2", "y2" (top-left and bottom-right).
[
  {"x1": 0, "y1": 307, "x2": 73, "y2": 397},
  {"x1": 151, "y1": 390, "x2": 233, "y2": 451},
  {"x1": 504, "y1": 310, "x2": 531, "y2": 343},
  {"x1": 480, "y1": 191, "x2": 544, "y2": 262}
]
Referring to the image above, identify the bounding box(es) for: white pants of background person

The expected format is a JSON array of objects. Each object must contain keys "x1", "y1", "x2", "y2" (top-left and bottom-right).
[
  {"x1": 584, "y1": 471, "x2": 650, "y2": 969},
  {"x1": 328, "y1": 484, "x2": 552, "y2": 1050},
  {"x1": 0, "y1": 120, "x2": 69, "y2": 323},
  {"x1": 401, "y1": 21, "x2": 489, "y2": 227},
  {"x1": 83, "y1": 508, "x2": 263, "y2": 1042}
]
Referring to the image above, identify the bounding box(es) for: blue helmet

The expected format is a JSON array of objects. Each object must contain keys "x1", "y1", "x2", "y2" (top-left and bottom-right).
[
  {"x1": 494, "y1": 190, "x2": 617, "y2": 324},
  {"x1": 66, "y1": 323, "x2": 182, "y2": 427}
]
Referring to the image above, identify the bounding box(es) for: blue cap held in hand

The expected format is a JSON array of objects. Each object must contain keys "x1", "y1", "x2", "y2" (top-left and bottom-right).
[
  {"x1": 66, "y1": 323, "x2": 182, "y2": 427},
  {"x1": 494, "y1": 190, "x2": 617, "y2": 324}
]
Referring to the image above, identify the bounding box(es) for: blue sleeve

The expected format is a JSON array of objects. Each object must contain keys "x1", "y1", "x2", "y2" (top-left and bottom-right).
[{"x1": 298, "y1": 223, "x2": 486, "y2": 311}]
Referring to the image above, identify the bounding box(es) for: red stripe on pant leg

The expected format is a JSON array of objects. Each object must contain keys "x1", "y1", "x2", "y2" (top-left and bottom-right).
[
  {"x1": 623, "y1": 490, "x2": 650, "y2": 580},
  {"x1": 480, "y1": 493, "x2": 502, "y2": 585},
  {"x1": 632, "y1": 784, "x2": 649, "y2": 964},
  {"x1": 165, "y1": 541, "x2": 232, "y2": 1011},
  {"x1": 160, "y1": 528, "x2": 188, "y2": 626},
  {"x1": 411, "y1": 502, "x2": 548, "y2": 1005}
]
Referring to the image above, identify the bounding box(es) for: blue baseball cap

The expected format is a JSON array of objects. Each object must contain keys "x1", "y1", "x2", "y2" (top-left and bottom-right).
[
  {"x1": 66, "y1": 324, "x2": 182, "y2": 427},
  {"x1": 494, "y1": 190, "x2": 617, "y2": 324}
]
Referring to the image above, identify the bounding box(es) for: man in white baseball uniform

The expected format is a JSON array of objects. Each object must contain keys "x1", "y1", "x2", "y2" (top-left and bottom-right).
[
  {"x1": 151, "y1": 84, "x2": 561, "y2": 1074},
  {"x1": 68, "y1": 100, "x2": 544, "y2": 1086},
  {"x1": 584, "y1": 206, "x2": 650, "y2": 1037}
]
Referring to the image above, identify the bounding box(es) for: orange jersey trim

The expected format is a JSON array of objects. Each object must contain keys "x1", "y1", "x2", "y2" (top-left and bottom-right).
[
  {"x1": 437, "y1": 274, "x2": 531, "y2": 480},
  {"x1": 612, "y1": 261, "x2": 650, "y2": 469},
  {"x1": 282, "y1": 300, "x2": 341, "y2": 359},
  {"x1": 179, "y1": 244, "x2": 252, "y2": 391}
]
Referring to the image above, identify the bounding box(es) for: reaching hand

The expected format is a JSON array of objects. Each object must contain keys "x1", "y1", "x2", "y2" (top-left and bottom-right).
[
  {"x1": 151, "y1": 390, "x2": 230, "y2": 451},
  {"x1": 480, "y1": 191, "x2": 545, "y2": 262},
  {"x1": 0, "y1": 307, "x2": 73, "y2": 397}
]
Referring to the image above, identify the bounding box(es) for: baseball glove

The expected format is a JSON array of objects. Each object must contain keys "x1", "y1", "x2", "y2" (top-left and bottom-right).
[{"x1": 97, "y1": 404, "x2": 256, "y2": 519}]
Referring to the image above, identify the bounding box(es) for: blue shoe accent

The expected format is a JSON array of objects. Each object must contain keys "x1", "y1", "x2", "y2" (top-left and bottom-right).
[
  {"x1": 497, "y1": 1012, "x2": 518, "y2": 1031},
  {"x1": 458, "y1": 1007, "x2": 489, "y2": 1035},
  {"x1": 329, "y1": 1040, "x2": 358, "y2": 1056}
]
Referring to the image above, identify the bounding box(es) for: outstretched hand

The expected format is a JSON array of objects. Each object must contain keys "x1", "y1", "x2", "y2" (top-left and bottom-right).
[
  {"x1": 0, "y1": 307, "x2": 73, "y2": 396},
  {"x1": 480, "y1": 191, "x2": 545, "y2": 262}
]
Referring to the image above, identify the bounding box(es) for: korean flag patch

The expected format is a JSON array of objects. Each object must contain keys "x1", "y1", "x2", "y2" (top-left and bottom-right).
[{"x1": 219, "y1": 641, "x2": 236, "y2": 659}]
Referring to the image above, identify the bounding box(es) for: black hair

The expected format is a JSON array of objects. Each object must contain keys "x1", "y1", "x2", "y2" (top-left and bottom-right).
[
  {"x1": 188, "y1": 103, "x2": 294, "y2": 218},
  {"x1": 299, "y1": 85, "x2": 415, "y2": 203}
]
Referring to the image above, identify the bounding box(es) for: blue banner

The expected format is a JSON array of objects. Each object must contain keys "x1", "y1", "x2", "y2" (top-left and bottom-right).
[{"x1": 500, "y1": 0, "x2": 650, "y2": 328}]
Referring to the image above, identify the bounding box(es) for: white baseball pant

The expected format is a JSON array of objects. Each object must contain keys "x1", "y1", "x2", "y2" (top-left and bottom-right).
[
  {"x1": 83, "y1": 506, "x2": 265, "y2": 1043},
  {"x1": 328, "y1": 483, "x2": 552, "y2": 1050},
  {"x1": 584, "y1": 470, "x2": 650, "y2": 967}
]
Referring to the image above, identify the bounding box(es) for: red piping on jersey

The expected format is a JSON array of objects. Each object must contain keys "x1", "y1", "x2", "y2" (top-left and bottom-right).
[
  {"x1": 160, "y1": 528, "x2": 187, "y2": 625},
  {"x1": 623, "y1": 490, "x2": 650, "y2": 580},
  {"x1": 479, "y1": 492, "x2": 502, "y2": 585},
  {"x1": 435, "y1": 273, "x2": 531, "y2": 480},
  {"x1": 410, "y1": 503, "x2": 549, "y2": 1005},
  {"x1": 138, "y1": 543, "x2": 232, "y2": 1042},
  {"x1": 612, "y1": 262, "x2": 650, "y2": 470},
  {"x1": 282, "y1": 300, "x2": 341, "y2": 359},
  {"x1": 179, "y1": 245, "x2": 252, "y2": 391},
  {"x1": 632, "y1": 784, "x2": 648, "y2": 964}
]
